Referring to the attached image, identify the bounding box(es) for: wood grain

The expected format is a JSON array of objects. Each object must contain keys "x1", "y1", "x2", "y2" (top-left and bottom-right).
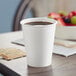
[{"x1": 28, "y1": 54, "x2": 76, "y2": 76}]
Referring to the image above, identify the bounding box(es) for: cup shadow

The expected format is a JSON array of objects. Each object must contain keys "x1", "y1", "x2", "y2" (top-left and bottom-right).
[{"x1": 28, "y1": 65, "x2": 53, "y2": 76}]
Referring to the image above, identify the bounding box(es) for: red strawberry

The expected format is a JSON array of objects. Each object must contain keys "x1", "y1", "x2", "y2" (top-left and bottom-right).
[
  {"x1": 68, "y1": 11, "x2": 76, "y2": 18},
  {"x1": 71, "y1": 11, "x2": 76, "y2": 15}
]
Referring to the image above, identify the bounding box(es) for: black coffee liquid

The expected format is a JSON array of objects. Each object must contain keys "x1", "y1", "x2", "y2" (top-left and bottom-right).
[{"x1": 26, "y1": 21, "x2": 52, "y2": 25}]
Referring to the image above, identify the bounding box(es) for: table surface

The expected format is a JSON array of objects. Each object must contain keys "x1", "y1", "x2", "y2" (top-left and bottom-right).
[{"x1": 0, "y1": 31, "x2": 76, "y2": 76}]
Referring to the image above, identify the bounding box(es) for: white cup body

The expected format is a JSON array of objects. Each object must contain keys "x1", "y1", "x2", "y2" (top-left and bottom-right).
[{"x1": 20, "y1": 17, "x2": 57, "y2": 67}]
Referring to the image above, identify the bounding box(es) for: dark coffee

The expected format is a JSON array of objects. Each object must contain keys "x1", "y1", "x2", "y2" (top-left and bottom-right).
[{"x1": 26, "y1": 21, "x2": 52, "y2": 25}]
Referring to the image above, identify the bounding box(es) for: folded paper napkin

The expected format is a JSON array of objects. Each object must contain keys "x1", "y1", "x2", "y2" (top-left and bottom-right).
[
  {"x1": 54, "y1": 39, "x2": 76, "y2": 57},
  {"x1": 55, "y1": 39, "x2": 76, "y2": 48}
]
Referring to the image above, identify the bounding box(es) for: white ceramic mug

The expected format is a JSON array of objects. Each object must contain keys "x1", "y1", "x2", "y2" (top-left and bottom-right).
[{"x1": 20, "y1": 17, "x2": 57, "y2": 67}]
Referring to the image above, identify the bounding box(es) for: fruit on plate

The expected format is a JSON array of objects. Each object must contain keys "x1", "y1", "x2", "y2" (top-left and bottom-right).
[
  {"x1": 62, "y1": 16, "x2": 71, "y2": 23},
  {"x1": 58, "y1": 11, "x2": 67, "y2": 17},
  {"x1": 48, "y1": 12, "x2": 60, "y2": 20},
  {"x1": 71, "y1": 16, "x2": 76, "y2": 24},
  {"x1": 48, "y1": 11, "x2": 76, "y2": 26},
  {"x1": 68, "y1": 11, "x2": 76, "y2": 18}
]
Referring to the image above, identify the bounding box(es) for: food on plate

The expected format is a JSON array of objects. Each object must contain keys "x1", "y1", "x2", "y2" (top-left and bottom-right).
[
  {"x1": 58, "y1": 11, "x2": 67, "y2": 17},
  {"x1": 48, "y1": 12, "x2": 60, "y2": 20},
  {"x1": 68, "y1": 11, "x2": 76, "y2": 18},
  {"x1": 62, "y1": 16, "x2": 71, "y2": 23},
  {"x1": 71, "y1": 16, "x2": 76, "y2": 24},
  {"x1": 48, "y1": 11, "x2": 76, "y2": 26}
]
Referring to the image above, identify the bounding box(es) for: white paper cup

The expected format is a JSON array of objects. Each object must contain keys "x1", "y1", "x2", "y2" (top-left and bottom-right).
[{"x1": 20, "y1": 17, "x2": 57, "y2": 67}]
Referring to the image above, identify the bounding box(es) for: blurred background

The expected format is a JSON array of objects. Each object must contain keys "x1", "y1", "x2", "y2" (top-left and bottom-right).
[{"x1": 0, "y1": 0, "x2": 76, "y2": 33}]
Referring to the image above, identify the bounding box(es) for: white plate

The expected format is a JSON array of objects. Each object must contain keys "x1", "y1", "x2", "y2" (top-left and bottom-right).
[{"x1": 55, "y1": 25, "x2": 76, "y2": 40}]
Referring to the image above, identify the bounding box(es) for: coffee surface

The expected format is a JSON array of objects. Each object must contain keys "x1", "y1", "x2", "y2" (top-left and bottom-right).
[{"x1": 26, "y1": 21, "x2": 52, "y2": 25}]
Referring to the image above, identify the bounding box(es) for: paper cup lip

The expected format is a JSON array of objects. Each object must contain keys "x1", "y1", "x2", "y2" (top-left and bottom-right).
[{"x1": 20, "y1": 17, "x2": 57, "y2": 26}]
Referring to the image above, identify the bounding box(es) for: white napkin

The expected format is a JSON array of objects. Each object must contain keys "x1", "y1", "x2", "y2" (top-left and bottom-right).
[
  {"x1": 55, "y1": 39, "x2": 76, "y2": 48},
  {"x1": 53, "y1": 45, "x2": 76, "y2": 57},
  {"x1": 53, "y1": 39, "x2": 76, "y2": 57}
]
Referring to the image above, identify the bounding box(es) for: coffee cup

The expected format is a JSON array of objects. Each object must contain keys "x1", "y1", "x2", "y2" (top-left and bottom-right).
[{"x1": 20, "y1": 17, "x2": 57, "y2": 67}]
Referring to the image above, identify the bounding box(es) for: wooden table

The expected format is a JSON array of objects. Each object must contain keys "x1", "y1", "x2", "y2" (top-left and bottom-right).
[{"x1": 0, "y1": 31, "x2": 76, "y2": 76}]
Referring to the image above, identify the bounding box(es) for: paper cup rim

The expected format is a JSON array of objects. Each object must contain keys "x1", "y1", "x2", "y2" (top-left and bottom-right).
[{"x1": 20, "y1": 17, "x2": 57, "y2": 26}]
